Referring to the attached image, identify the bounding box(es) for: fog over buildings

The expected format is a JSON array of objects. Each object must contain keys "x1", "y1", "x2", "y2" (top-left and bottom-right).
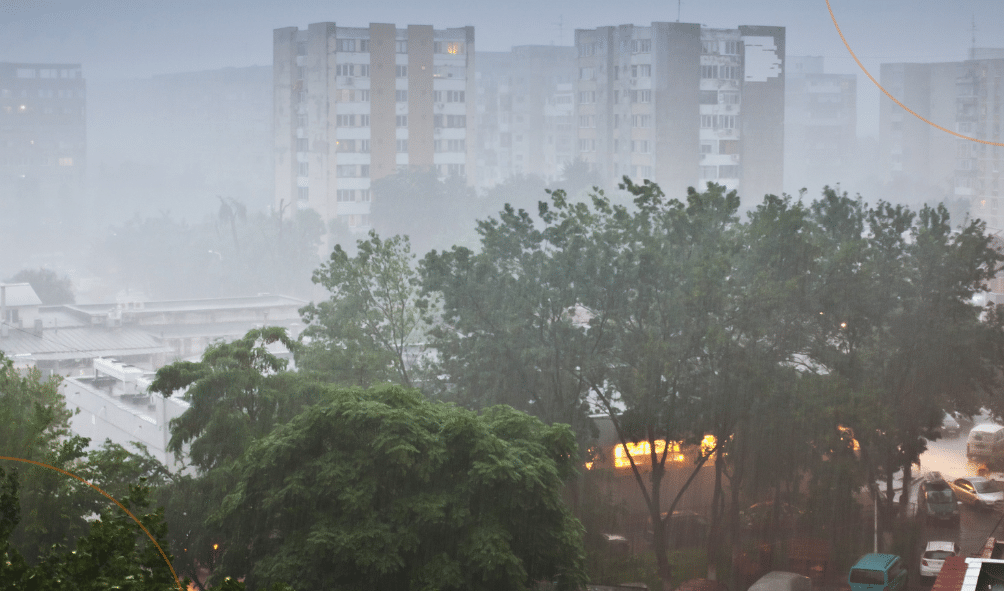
[{"x1": 1, "y1": 0, "x2": 1003, "y2": 296}]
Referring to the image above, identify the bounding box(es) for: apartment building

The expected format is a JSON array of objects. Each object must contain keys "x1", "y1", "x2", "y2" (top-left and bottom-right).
[
  {"x1": 784, "y1": 56, "x2": 856, "y2": 195},
  {"x1": 0, "y1": 62, "x2": 86, "y2": 208},
  {"x1": 475, "y1": 46, "x2": 577, "y2": 188},
  {"x1": 878, "y1": 61, "x2": 959, "y2": 208},
  {"x1": 954, "y1": 50, "x2": 1004, "y2": 233},
  {"x1": 274, "y1": 23, "x2": 475, "y2": 230},
  {"x1": 573, "y1": 23, "x2": 785, "y2": 205}
]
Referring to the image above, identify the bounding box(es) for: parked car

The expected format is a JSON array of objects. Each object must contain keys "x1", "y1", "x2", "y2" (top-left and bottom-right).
[
  {"x1": 748, "y1": 571, "x2": 811, "y2": 591},
  {"x1": 919, "y1": 541, "x2": 959, "y2": 579},
  {"x1": 848, "y1": 554, "x2": 908, "y2": 591},
  {"x1": 940, "y1": 413, "x2": 961, "y2": 439},
  {"x1": 917, "y1": 477, "x2": 961, "y2": 526},
  {"x1": 967, "y1": 423, "x2": 1004, "y2": 462},
  {"x1": 948, "y1": 476, "x2": 1004, "y2": 511}
]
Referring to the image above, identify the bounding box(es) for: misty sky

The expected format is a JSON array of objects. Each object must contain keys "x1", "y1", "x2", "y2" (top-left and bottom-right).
[{"x1": 2, "y1": 0, "x2": 1003, "y2": 138}]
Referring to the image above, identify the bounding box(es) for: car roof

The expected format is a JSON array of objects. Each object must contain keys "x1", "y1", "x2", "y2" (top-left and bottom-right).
[
  {"x1": 966, "y1": 476, "x2": 990, "y2": 484},
  {"x1": 852, "y1": 553, "x2": 899, "y2": 570},
  {"x1": 971, "y1": 423, "x2": 1004, "y2": 434},
  {"x1": 755, "y1": 572, "x2": 810, "y2": 583},
  {"x1": 925, "y1": 479, "x2": 951, "y2": 489},
  {"x1": 924, "y1": 541, "x2": 957, "y2": 553}
]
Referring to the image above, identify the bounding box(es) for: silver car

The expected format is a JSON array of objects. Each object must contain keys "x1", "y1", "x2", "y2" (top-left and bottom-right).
[{"x1": 949, "y1": 476, "x2": 1004, "y2": 510}]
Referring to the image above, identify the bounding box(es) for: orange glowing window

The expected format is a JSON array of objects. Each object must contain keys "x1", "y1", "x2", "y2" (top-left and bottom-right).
[
  {"x1": 447, "y1": 42, "x2": 462, "y2": 55},
  {"x1": 700, "y1": 434, "x2": 717, "y2": 456},
  {"x1": 613, "y1": 439, "x2": 685, "y2": 468}
]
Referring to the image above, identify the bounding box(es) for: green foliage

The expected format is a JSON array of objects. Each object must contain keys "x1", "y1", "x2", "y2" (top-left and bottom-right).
[
  {"x1": 150, "y1": 327, "x2": 317, "y2": 473},
  {"x1": 208, "y1": 385, "x2": 587, "y2": 591},
  {"x1": 4, "y1": 268, "x2": 75, "y2": 305},
  {"x1": 299, "y1": 231, "x2": 427, "y2": 388},
  {"x1": 0, "y1": 466, "x2": 180, "y2": 591}
]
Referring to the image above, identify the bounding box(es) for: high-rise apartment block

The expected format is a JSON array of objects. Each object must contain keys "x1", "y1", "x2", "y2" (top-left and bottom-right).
[
  {"x1": 274, "y1": 23, "x2": 475, "y2": 229},
  {"x1": 0, "y1": 63, "x2": 86, "y2": 204},
  {"x1": 880, "y1": 49, "x2": 1004, "y2": 230},
  {"x1": 475, "y1": 46, "x2": 577, "y2": 188},
  {"x1": 954, "y1": 50, "x2": 1004, "y2": 232},
  {"x1": 784, "y1": 56, "x2": 856, "y2": 194},
  {"x1": 573, "y1": 23, "x2": 785, "y2": 204}
]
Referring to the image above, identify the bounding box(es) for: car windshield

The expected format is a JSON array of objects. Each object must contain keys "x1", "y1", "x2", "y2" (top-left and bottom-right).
[
  {"x1": 927, "y1": 490, "x2": 953, "y2": 503},
  {"x1": 974, "y1": 481, "x2": 997, "y2": 494},
  {"x1": 850, "y1": 569, "x2": 885, "y2": 585},
  {"x1": 924, "y1": 551, "x2": 953, "y2": 560},
  {"x1": 973, "y1": 432, "x2": 989, "y2": 441}
]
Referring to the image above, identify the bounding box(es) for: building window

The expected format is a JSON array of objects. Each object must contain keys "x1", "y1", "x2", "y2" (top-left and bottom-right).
[
  {"x1": 631, "y1": 64, "x2": 652, "y2": 77},
  {"x1": 336, "y1": 114, "x2": 356, "y2": 126},
  {"x1": 396, "y1": 89, "x2": 408, "y2": 102},
  {"x1": 396, "y1": 115, "x2": 408, "y2": 127},
  {"x1": 298, "y1": 186, "x2": 309, "y2": 200},
  {"x1": 360, "y1": 190, "x2": 371, "y2": 202},
  {"x1": 58, "y1": 157, "x2": 73, "y2": 166},
  {"x1": 434, "y1": 114, "x2": 466, "y2": 128},
  {"x1": 632, "y1": 114, "x2": 652, "y2": 128},
  {"x1": 631, "y1": 140, "x2": 650, "y2": 153},
  {"x1": 337, "y1": 39, "x2": 357, "y2": 52},
  {"x1": 444, "y1": 90, "x2": 464, "y2": 102},
  {"x1": 721, "y1": 92, "x2": 740, "y2": 105},
  {"x1": 701, "y1": 165, "x2": 717, "y2": 179},
  {"x1": 701, "y1": 142, "x2": 715, "y2": 154},
  {"x1": 579, "y1": 43, "x2": 595, "y2": 57},
  {"x1": 336, "y1": 64, "x2": 355, "y2": 77},
  {"x1": 297, "y1": 114, "x2": 307, "y2": 128},
  {"x1": 719, "y1": 165, "x2": 740, "y2": 178},
  {"x1": 298, "y1": 162, "x2": 308, "y2": 176},
  {"x1": 700, "y1": 90, "x2": 718, "y2": 105},
  {"x1": 434, "y1": 41, "x2": 465, "y2": 54},
  {"x1": 580, "y1": 67, "x2": 594, "y2": 80},
  {"x1": 632, "y1": 39, "x2": 652, "y2": 53},
  {"x1": 701, "y1": 40, "x2": 717, "y2": 54},
  {"x1": 632, "y1": 90, "x2": 652, "y2": 103},
  {"x1": 397, "y1": 139, "x2": 408, "y2": 152},
  {"x1": 578, "y1": 91, "x2": 596, "y2": 104},
  {"x1": 578, "y1": 115, "x2": 595, "y2": 128},
  {"x1": 724, "y1": 40, "x2": 742, "y2": 55},
  {"x1": 296, "y1": 42, "x2": 307, "y2": 56},
  {"x1": 578, "y1": 138, "x2": 596, "y2": 152},
  {"x1": 337, "y1": 190, "x2": 355, "y2": 202},
  {"x1": 396, "y1": 65, "x2": 408, "y2": 77},
  {"x1": 296, "y1": 138, "x2": 309, "y2": 152},
  {"x1": 396, "y1": 40, "x2": 408, "y2": 53}
]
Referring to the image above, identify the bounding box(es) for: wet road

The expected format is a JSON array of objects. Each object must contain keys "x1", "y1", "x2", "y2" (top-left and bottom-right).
[{"x1": 910, "y1": 413, "x2": 1004, "y2": 589}]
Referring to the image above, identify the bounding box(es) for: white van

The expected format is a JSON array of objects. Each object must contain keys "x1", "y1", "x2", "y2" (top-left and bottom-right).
[
  {"x1": 749, "y1": 571, "x2": 812, "y2": 591},
  {"x1": 966, "y1": 423, "x2": 1004, "y2": 462}
]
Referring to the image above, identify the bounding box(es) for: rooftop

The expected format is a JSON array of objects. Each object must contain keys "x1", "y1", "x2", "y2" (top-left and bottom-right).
[{"x1": 0, "y1": 283, "x2": 42, "y2": 307}]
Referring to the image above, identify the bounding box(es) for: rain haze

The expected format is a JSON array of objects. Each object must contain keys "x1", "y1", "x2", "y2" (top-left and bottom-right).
[{"x1": 6, "y1": 0, "x2": 1004, "y2": 589}]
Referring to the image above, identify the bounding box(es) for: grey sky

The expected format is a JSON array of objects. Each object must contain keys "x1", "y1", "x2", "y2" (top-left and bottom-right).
[{"x1": 2, "y1": 0, "x2": 1002, "y2": 137}]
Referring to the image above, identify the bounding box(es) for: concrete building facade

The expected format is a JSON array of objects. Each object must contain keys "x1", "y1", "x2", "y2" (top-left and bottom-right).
[
  {"x1": 784, "y1": 56, "x2": 856, "y2": 195},
  {"x1": 475, "y1": 46, "x2": 577, "y2": 188},
  {"x1": 274, "y1": 23, "x2": 475, "y2": 231},
  {"x1": 573, "y1": 23, "x2": 785, "y2": 205},
  {"x1": 953, "y1": 52, "x2": 1004, "y2": 233}
]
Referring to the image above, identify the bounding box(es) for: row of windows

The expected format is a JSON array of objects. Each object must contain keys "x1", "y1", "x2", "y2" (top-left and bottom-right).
[
  {"x1": 701, "y1": 140, "x2": 740, "y2": 155},
  {"x1": 701, "y1": 164, "x2": 740, "y2": 179},
  {"x1": 435, "y1": 139, "x2": 466, "y2": 152},
  {"x1": 336, "y1": 89, "x2": 370, "y2": 102},
  {"x1": 701, "y1": 65, "x2": 741, "y2": 80},
  {"x1": 15, "y1": 68, "x2": 82, "y2": 79},
  {"x1": 0, "y1": 156, "x2": 75, "y2": 166},
  {"x1": 580, "y1": 39, "x2": 651, "y2": 56},
  {"x1": 0, "y1": 88, "x2": 85, "y2": 99},
  {"x1": 335, "y1": 64, "x2": 371, "y2": 77},
  {"x1": 613, "y1": 64, "x2": 652, "y2": 79},
  {"x1": 434, "y1": 114, "x2": 466, "y2": 128},
  {"x1": 434, "y1": 90, "x2": 465, "y2": 103},
  {"x1": 304, "y1": 39, "x2": 465, "y2": 55},
  {"x1": 702, "y1": 40, "x2": 742, "y2": 55},
  {"x1": 2, "y1": 105, "x2": 84, "y2": 116},
  {"x1": 699, "y1": 90, "x2": 740, "y2": 105},
  {"x1": 336, "y1": 114, "x2": 371, "y2": 127},
  {"x1": 337, "y1": 164, "x2": 370, "y2": 177},
  {"x1": 337, "y1": 189, "x2": 372, "y2": 202},
  {"x1": 701, "y1": 114, "x2": 737, "y2": 129},
  {"x1": 337, "y1": 139, "x2": 370, "y2": 153}
]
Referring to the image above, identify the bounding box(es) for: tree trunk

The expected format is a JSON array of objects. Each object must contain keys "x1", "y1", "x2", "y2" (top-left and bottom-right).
[
  {"x1": 707, "y1": 454, "x2": 725, "y2": 580},
  {"x1": 650, "y1": 463, "x2": 674, "y2": 591}
]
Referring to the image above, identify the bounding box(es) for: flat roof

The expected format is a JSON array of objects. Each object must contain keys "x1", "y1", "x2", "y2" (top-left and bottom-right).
[
  {"x1": 971, "y1": 423, "x2": 1004, "y2": 434},
  {"x1": 0, "y1": 325, "x2": 172, "y2": 361}
]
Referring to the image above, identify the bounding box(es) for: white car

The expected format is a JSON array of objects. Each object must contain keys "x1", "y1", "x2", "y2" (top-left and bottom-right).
[
  {"x1": 920, "y1": 541, "x2": 959, "y2": 579},
  {"x1": 949, "y1": 476, "x2": 1004, "y2": 510}
]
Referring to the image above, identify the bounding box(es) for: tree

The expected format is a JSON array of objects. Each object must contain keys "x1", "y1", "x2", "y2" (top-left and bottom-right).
[
  {"x1": 5, "y1": 268, "x2": 75, "y2": 305},
  {"x1": 208, "y1": 384, "x2": 587, "y2": 591},
  {"x1": 0, "y1": 466, "x2": 181, "y2": 591},
  {"x1": 299, "y1": 231, "x2": 427, "y2": 388}
]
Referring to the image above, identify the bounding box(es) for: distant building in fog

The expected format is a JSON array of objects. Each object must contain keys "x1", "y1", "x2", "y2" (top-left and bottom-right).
[
  {"x1": 475, "y1": 46, "x2": 577, "y2": 188},
  {"x1": 878, "y1": 61, "x2": 958, "y2": 208},
  {"x1": 880, "y1": 50, "x2": 1004, "y2": 232},
  {"x1": 954, "y1": 50, "x2": 1004, "y2": 233},
  {"x1": 573, "y1": 23, "x2": 785, "y2": 205},
  {"x1": 784, "y1": 56, "x2": 856, "y2": 195},
  {"x1": 273, "y1": 23, "x2": 476, "y2": 231},
  {"x1": 0, "y1": 63, "x2": 86, "y2": 211}
]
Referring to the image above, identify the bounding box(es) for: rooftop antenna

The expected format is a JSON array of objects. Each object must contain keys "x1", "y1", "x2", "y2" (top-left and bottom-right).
[{"x1": 677, "y1": 0, "x2": 681, "y2": 22}]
